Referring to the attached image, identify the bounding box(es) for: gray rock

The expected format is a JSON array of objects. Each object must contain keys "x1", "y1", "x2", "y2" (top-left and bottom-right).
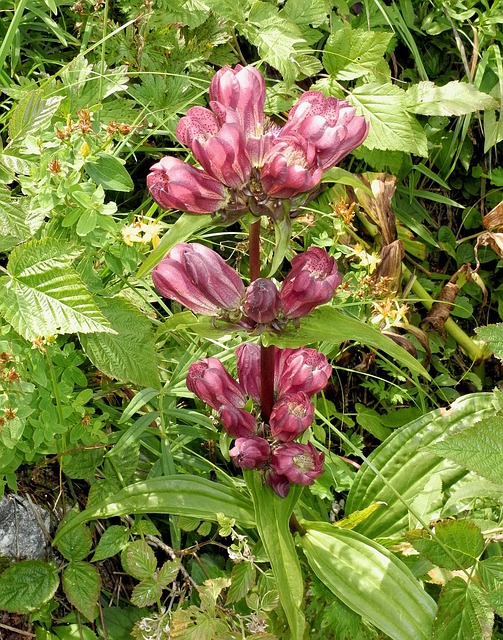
[{"x1": 0, "y1": 495, "x2": 51, "y2": 560}]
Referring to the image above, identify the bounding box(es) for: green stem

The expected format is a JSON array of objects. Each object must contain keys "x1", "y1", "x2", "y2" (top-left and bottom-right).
[
  {"x1": 46, "y1": 347, "x2": 67, "y2": 454},
  {"x1": 0, "y1": 0, "x2": 29, "y2": 73}
]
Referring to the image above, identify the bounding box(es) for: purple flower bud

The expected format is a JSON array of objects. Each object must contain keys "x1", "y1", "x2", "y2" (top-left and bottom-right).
[
  {"x1": 270, "y1": 442, "x2": 324, "y2": 486},
  {"x1": 152, "y1": 243, "x2": 244, "y2": 316},
  {"x1": 260, "y1": 136, "x2": 323, "y2": 199},
  {"x1": 187, "y1": 357, "x2": 246, "y2": 411},
  {"x1": 280, "y1": 91, "x2": 369, "y2": 171},
  {"x1": 177, "y1": 107, "x2": 251, "y2": 188},
  {"x1": 243, "y1": 279, "x2": 281, "y2": 324},
  {"x1": 275, "y1": 347, "x2": 332, "y2": 398},
  {"x1": 229, "y1": 436, "x2": 271, "y2": 470},
  {"x1": 147, "y1": 156, "x2": 227, "y2": 215},
  {"x1": 269, "y1": 392, "x2": 314, "y2": 442},
  {"x1": 280, "y1": 247, "x2": 343, "y2": 319},
  {"x1": 265, "y1": 471, "x2": 291, "y2": 498},
  {"x1": 218, "y1": 405, "x2": 257, "y2": 438},
  {"x1": 235, "y1": 343, "x2": 261, "y2": 403}
]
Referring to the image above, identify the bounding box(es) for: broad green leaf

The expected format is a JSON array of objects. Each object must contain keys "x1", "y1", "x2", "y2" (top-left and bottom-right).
[
  {"x1": 333, "y1": 502, "x2": 384, "y2": 529},
  {"x1": 301, "y1": 522, "x2": 436, "y2": 640},
  {"x1": 8, "y1": 89, "x2": 64, "y2": 140},
  {"x1": 476, "y1": 323, "x2": 503, "y2": 358},
  {"x1": 0, "y1": 560, "x2": 59, "y2": 613},
  {"x1": 411, "y1": 520, "x2": 484, "y2": 570},
  {"x1": 131, "y1": 577, "x2": 162, "y2": 607},
  {"x1": 405, "y1": 81, "x2": 498, "y2": 116},
  {"x1": 323, "y1": 27, "x2": 393, "y2": 80},
  {"x1": 226, "y1": 562, "x2": 256, "y2": 604},
  {"x1": 264, "y1": 305, "x2": 429, "y2": 379},
  {"x1": 92, "y1": 525, "x2": 129, "y2": 562},
  {"x1": 244, "y1": 470, "x2": 305, "y2": 640},
  {"x1": 349, "y1": 83, "x2": 428, "y2": 156},
  {"x1": 0, "y1": 238, "x2": 112, "y2": 339},
  {"x1": 56, "y1": 513, "x2": 93, "y2": 562},
  {"x1": 84, "y1": 153, "x2": 134, "y2": 192},
  {"x1": 62, "y1": 561, "x2": 101, "y2": 620},
  {"x1": 79, "y1": 296, "x2": 160, "y2": 389},
  {"x1": 477, "y1": 557, "x2": 503, "y2": 591},
  {"x1": 428, "y1": 416, "x2": 503, "y2": 485},
  {"x1": 53, "y1": 625, "x2": 98, "y2": 640},
  {"x1": 432, "y1": 577, "x2": 493, "y2": 640},
  {"x1": 269, "y1": 216, "x2": 292, "y2": 277},
  {"x1": 443, "y1": 477, "x2": 503, "y2": 516},
  {"x1": 0, "y1": 187, "x2": 31, "y2": 251},
  {"x1": 280, "y1": 0, "x2": 328, "y2": 27},
  {"x1": 346, "y1": 393, "x2": 496, "y2": 538},
  {"x1": 158, "y1": 560, "x2": 181, "y2": 587},
  {"x1": 122, "y1": 540, "x2": 157, "y2": 580},
  {"x1": 321, "y1": 167, "x2": 373, "y2": 193},
  {"x1": 53, "y1": 476, "x2": 255, "y2": 545},
  {"x1": 408, "y1": 474, "x2": 443, "y2": 529}
]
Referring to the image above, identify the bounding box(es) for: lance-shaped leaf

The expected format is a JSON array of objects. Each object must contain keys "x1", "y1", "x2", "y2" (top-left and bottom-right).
[
  {"x1": 405, "y1": 81, "x2": 498, "y2": 116},
  {"x1": 301, "y1": 522, "x2": 436, "y2": 640}
]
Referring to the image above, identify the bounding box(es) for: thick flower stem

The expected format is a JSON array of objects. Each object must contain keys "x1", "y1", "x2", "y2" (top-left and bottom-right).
[
  {"x1": 260, "y1": 344, "x2": 275, "y2": 422},
  {"x1": 249, "y1": 219, "x2": 261, "y2": 282}
]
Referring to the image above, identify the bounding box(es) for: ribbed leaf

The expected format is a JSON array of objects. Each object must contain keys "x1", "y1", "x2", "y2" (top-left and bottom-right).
[
  {"x1": 406, "y1": 81, "x2": 498, "y2": 116},
  {"x1": 302, "y1": 522, "x2": 436, "y2": 640},
  {"x1": 62, "y1": 562, "x2": 101, "y2": 621},
  {"x1": 0, "y1": 238, "x2": 112, "y2": 339},
  {"x1": 53, "y1": 475, "x2": 255, "y2": 545},
  {"x1": 0, "y1": 560, "x2": 59, "y2": 613},
  {"x1": 8, "y1": 89, "x2": 64, "y2": 140},
  {"x1": 346, "y1": 393, "x2": 495, "y2": 538}
]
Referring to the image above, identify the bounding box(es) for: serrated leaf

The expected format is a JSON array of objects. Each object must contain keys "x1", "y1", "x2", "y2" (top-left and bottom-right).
[
  {"x1": 84, "y1": 153, "x2": 134, "y2": 192},
  {"x1": 412, "y1": 520, "x2": 484, "y2": 570},
  {"x1": 405, "y1": 81, "x2": 498, "y2": 116},
  {"x1": 476, "y1": 323, "x2": 503, "y2": 358},
  {"x1": 79, "y1": 296, "x2": 159, "y2": 389},
  {"x1": 0, "y1": 186, "x2": 31, "y2": 252},
  {"x1": 432, "y1": 577, "x2": 494, "y2": 640},
  {"x1": 62, "y1": 561, "x2": 101, "y2": 620},
  {"x1": 131, "y1": 577, "x2": 163, "y2": 607},
  {"x1": 226, "y1": 562, "x2": 256, "y2": 604},
  {"x1": 0, "y1": 238, "x2": 113, "y2": 339},
  {"x1": 323, "y1": 27, "x2": 393, "y2": 80},
  {"x1": 349, "y1": 83, "x2": 428, "y2": 156},
  {"x1": 428, "y1": 416, "x2": 503, "y2": 485},
  {"x1": 301, "y1": 523, "x2": 437, "y2": 640},
  {"x1": 478, "y1": 557, "x2": 503, "y2": 591},
  {"x1": 92, "y1": 525, "x2": 129, "y2": 562},
  {"x1": 8, "y1": 90, "x2": 64, "y2": 140},
  {"x1": 122, "y1": 540, "x2": 157, "y2": 580},
  {"x1": 280, "y1": 0, "x2": 328, "y2": 27},
  {"x1": 0, "y1": 560, "x2": 59, "y2": 613},
  {"x1": 157, "y1": 560, "x2": 181, "y2": 587},
  {"x1": 56, "y1": 513, "x2": 93, "y2": 562}
]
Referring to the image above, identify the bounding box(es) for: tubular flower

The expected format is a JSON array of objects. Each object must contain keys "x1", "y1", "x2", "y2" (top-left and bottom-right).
[
  {"x1": 186, "y1": 358, "x2": 246, "y2": 411},
  {"x1": 218, "y1": 405, "x2": 257, "y2": 438},
  {"x1": 280, "y1": 91, "x2": 369, "y2": 171},
  {"x1": 270, "y1": 442, "x2": 324, "y2": 486},
  {"x1": 152, "y1": 243, "x2": 244, "y2": 316},
  {"x1": 229, "y1": 436, "x2": 271, "y2": 470},
  {"x1": 243, "y1": 278, "x2": 281, "y2": 324},
  {"x1": 275, "y1": 348, "x2": 332, "y2": 398},
  {"x1": 269, "y1": 392, "x2": 314, "y2": 442},
  {"x1": 265, "y1": 471, "x2": 291, "y2": 498},
  {"x1": 280, "y1": 247, "x2": 343, "y2": 319},
  {"x1": 147, "y1": 156, "x2": 227, "y2": 214},
  {"x1": 235, "y1": 343, "x2": 261, "y2": 403}
]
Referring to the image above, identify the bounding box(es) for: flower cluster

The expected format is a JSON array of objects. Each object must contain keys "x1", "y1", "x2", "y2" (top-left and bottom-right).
[
  {"x1": 186, "y1": 345, "x2": 329, "y2": 497},
  {"x1": 147, "y1": 65, "x2": 368, "y2": 220},
  {"x1": 152, "y1": 243, "x2": 342, "y2": 329}
]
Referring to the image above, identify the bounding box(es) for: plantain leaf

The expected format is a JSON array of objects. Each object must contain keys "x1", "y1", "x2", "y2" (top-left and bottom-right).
[{"x1": 301, "y1": 522, "x2": 436, "y2": 640}]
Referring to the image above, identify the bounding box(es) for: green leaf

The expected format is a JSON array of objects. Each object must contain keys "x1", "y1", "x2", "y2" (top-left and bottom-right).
[
  {"x1": 53, "y1": 476, "x2": 255, "y2": 545},
  {"x1": 157, "y1": 560, "x2": 181, "y2": 587},
  {"x1": 0, "y1": 186, "x2": 30, "y2": 252},
  {"x1": 349, "y1": 83, "x2": 428, "y2": 156},
  {"x1": 346, "y1": 393, "x2": 496, "y2": 538},
  {"x1": 477, "y1": 557, "x2": 503, "y2": 591},
  {"x1": 8, "y1": 89, "x2": 64, "y2": 140},
  {"x1": 301, "y1": 522, "x2": 436, "y2": 640},
  {"x1": 428, "y1": 416, "x2": 503, "y2": 485},
  {"x1": 409, "y1": 474, "x2": 443, "y2": 529},
  {"x1": 53, "y1": 625, "x2": 98, "y2": 640},
  {"x1": 92, "y1": 525, "x2": 129, "y2": 562},
  {"x1": 131, "y1": 577, "x2": 162, "y2": 607},
  {"x1": 405, "y1": 81, "x2": 498, "y2": 116},
  {"x1": 226, "y1": 562, "x2": 256, "y2": 604},
  {"x1": 0, "y1": 560, "x2": 59, "y2": 613},
  {"x1": 280, "y1": 0, "x2": 328, "y2": 27},
  {"x1": 321, "y1": 167, "x2": 373, "y2": 192},
  {"x1": 476, "y1": 323, "x2": 503, "y2": 358},
  {"x1": 269, "y1": 217, "x2": 292, "y2": 277},
  {"x1": 432, "y1": 577, "x2": 494, "y2": 640},
  {"x1": 244, "y1": 470, "x2": 305, "y2": 640},
  {"x1": 84, "y1": 153, "x2": 134, "y2": 192},
  {"x1": 56, "y1": 513, "x2": 93, "y2": 562},
  {"x1": 411, "y1": 520, "x2": 484, "y2": 570},
  {"x1": 333, "y1": 503, "x2": 384, "y2": 530},
  {"x1": 323, "y1": 27, "x2": 393, "y2": 80},
  {"x1": 62, "y1": 561, "x2": 101, "y2": 620},
  {"x1": 0, "y1": 238, "x2": 113, "y2": 340},
  {"x1": 122, "y1": 540, "x2": 157, "y2": 580},
  {"x1": 79, "y1": 296, "x2": 160, "y2": 389},
  {"x1": 264, "y1": 305, "x2": 429, "y2": 379}
]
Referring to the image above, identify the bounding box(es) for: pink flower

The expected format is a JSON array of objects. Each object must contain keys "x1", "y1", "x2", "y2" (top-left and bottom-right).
[
  {"x1": 218, "y1": 405, "x2": 257, "y2": 438},
  {"x1": 229, "y1": 436, "x2": 271, "y2": 469},
  {"x1": 243, "y1": 279, "x2": 281, "y2": 324},
  {"x1": 235, "y1": 343, "x2": 261, "y2": 403},
  {"x1": 275, "y1": 347, "x2": 332, "y2": 398},
  {"x1": 186, "y1": 357, "x2": 246, "y2": 411},
  {"x1": 280, "y1": 247, "x2": 343, "y2": 318},
  {"x1": 152, "y1": 243, "x2": 244, "y2": 316},
  {"x1": 265, "y1": 471, "x2": 291, "y2": 498},
  {"x1": 280, "y1": 91, "x2": 369, "y2": 171},
  {"x1": 147, "y1": 156, "x2": 227, "y2": 214},
  {"x1": 176, "y1": 107, "x2": 251, "y2": 188},
  {"x1": 270, "y1": 442, "x2": 324, "y2": 486},
  {"x1": 269, "y1": 392, "x2": 314, "y2": 442}
]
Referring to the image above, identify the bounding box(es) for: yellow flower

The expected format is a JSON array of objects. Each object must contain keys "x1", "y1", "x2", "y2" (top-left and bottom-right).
[{"x1": 122, "y1": 219, "x2": 162, "y2": 247}]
